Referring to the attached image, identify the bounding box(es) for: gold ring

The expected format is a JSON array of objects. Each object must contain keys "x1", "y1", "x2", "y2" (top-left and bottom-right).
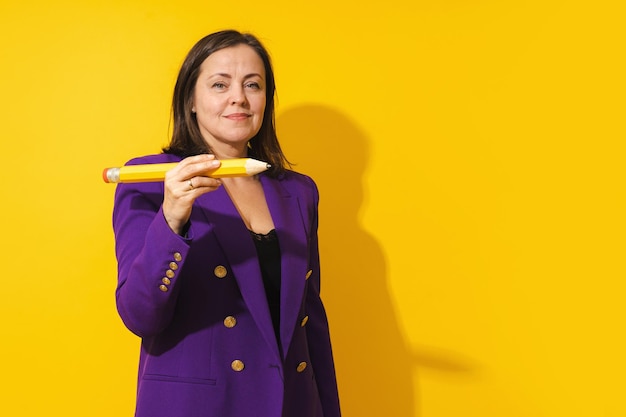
[{"x1": 188, "y1": 179, "x2": 194, "y2": 190}]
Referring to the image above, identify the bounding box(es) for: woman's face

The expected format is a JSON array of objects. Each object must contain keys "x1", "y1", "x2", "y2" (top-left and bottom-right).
[{"x1": 192, "y1": 44, "x2": 266, "y2": 155}]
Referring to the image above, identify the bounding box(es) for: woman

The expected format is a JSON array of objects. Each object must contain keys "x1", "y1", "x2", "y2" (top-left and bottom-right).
[{"x1": 112, "y1": 30, "x2": 341, "y2": 417}]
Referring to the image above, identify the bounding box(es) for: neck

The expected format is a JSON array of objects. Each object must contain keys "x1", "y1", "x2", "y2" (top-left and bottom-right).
[{"x1": 208, "y1": 144, "x2": 248, "y2": 160}]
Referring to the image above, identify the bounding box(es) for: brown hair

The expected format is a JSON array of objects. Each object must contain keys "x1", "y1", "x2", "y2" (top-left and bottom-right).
[{"x1": 163, "y1": 30, "x2": 290, "y2": 177}]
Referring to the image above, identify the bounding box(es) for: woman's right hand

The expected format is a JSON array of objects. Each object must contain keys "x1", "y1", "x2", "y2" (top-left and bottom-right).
[{"x1": 162, "y1": 154, "x2": 222, "y2": 235}]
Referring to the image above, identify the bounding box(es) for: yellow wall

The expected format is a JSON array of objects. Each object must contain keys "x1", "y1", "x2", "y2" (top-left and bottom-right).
[{"x1": 1, "y1": 1, "x2": 624, "y2": 416}]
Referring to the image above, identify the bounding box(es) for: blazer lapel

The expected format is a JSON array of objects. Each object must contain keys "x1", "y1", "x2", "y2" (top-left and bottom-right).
[
  {"x1": 194, "y1": 187, "x2": 280, "y2": 361},
  {"x1": 261, "y1": 175, "x2": 308, "y2": 358}
]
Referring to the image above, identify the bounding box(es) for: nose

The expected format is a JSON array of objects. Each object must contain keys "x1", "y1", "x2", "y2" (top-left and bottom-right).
[{"x1": 230, "y1": 85, "x2": 248, "y2": 105}]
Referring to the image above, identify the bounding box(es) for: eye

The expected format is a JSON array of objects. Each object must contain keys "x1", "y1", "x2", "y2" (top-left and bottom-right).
[
  {"x1": 245, "y1": 82, "x2": 261, "y2": 90},
  {"x1": 212, "y1": 82, "x2": 227, "y2": 89}
]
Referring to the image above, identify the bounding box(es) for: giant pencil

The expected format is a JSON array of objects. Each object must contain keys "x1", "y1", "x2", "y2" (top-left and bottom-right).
[{"x1": 103, "y1": 158, "x2": 270, "y2": 183}]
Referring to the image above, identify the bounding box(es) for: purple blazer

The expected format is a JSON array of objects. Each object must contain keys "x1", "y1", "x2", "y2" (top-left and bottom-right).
[{"x1": 113, "y1": 153, "x2": 341, "y2": 417}]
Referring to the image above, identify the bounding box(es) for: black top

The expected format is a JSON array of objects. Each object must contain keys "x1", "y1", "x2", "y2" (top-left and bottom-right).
[{"x1": 250, "y1": 229, "x2": 281, "y2": 345}]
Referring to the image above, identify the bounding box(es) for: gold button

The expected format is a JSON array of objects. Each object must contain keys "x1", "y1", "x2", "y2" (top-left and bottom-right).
[
  {"x1": 173, "y1": 252, "x2": 182, "y2": 261},
  {"x1": 166, "y1": 269, "x2": 175, "y2": 278},
  {"x1": 162, "y1": 277, "x2": 171, "y2": 285},
  {"x1": 169, "y1": 262, "x2": 178, "y2": 270},
  {"x1": 223, "y1": 316, "x2": 237, "y2": 328},
  {"x1": 305, "y1": 269, "x2": 313, "y2": 280},
  {"x1": 300, "y1": 316, "x2": 309, "y2": 327},
  {"x1": 296, "y1": 362, "x2": 307, "y2": 372},
  {"x1": 159, "y1": 284, "x2": 168, "y2": 292},
  {"x1": 231, "y1": 360, "x2": 244, "y2": 372},
  {"x1": 214, "y1": 265, "x2": 228, "y2": 278}
]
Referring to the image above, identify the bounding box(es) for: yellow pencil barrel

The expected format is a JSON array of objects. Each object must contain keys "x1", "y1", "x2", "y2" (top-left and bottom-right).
[{"x1": 102, "y1": 158, "x2": 270, "y2": 183}]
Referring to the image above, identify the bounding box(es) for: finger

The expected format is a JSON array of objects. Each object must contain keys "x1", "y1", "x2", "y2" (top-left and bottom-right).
[
  {"x1": 185, "y1": 176, "x2": 222, "y2": 191},
  {"x1": 173, "y1": 155, "x2": 221, "y2": 180}
]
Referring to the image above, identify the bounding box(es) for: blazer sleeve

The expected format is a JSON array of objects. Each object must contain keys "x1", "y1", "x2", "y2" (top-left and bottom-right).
[
  {"x1": 112, "y1": 180, "x2": 192, "y2": 337},
  {"x1": 304, "y1": 178, "x2": 342, "y2": 417}
]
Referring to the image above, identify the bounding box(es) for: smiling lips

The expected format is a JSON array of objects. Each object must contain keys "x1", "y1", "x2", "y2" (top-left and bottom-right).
[{"x1": 224, "y1": 113, "x2": 251, "y2": 120}]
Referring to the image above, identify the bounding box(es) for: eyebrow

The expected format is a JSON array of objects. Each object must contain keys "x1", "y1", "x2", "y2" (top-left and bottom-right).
[{"x1": 209, "y1": 72, "x2": 264, "y2": 79}]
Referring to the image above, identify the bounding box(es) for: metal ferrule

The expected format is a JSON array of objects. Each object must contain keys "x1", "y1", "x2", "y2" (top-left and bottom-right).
[{"x1": 106, "y1": 167, "x2": 121, "y2": 183}]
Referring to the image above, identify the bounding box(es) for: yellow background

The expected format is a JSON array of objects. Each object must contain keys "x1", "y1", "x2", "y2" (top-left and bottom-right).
[{"x1": 1, "y1": 0, "x2": 624, "y2": 416}]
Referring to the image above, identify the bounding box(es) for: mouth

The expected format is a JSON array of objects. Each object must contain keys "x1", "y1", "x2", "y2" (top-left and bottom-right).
[{"x1": 224, "y1": 113, "x2": 251, "y2": 120}]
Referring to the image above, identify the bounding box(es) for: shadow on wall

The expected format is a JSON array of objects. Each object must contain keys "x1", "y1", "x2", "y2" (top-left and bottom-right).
[{"x1": 277, "y1": 105, "x2": 416, "y2": 417}]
